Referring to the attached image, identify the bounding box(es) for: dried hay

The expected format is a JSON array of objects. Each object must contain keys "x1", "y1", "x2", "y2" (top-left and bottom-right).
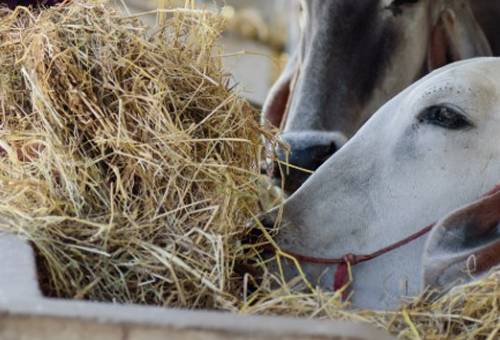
[
  {"x1": 0, "y1": 0, "x2": 270, "y2": 310},
  {"x1": 251, "y1": 272, "x2": 500, "y2": 340},
  {"x1": 0, "y1": 1, "x2": 498, "y2": 340}
]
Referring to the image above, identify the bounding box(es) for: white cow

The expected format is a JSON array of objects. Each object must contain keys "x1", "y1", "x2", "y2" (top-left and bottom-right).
[{"x1": 262, "y1": 57, "x2": 500, "y2": 310}]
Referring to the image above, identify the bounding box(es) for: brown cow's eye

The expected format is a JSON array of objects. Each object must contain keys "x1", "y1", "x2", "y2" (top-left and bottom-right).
[
  {"x1": 391, "y1": 0, "x2": 419, "y2": 5},
  {"x1": 386, "y1": 0, "x2": 419, "y2": 15},
  {"x1": 418, "y1": 105, "x2": 473, "y2": 130}
]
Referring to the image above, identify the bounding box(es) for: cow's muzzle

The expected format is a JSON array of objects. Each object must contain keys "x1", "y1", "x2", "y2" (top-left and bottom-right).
[{"x1": 272, "y1": 131, "x2": 346, "y2": 194}]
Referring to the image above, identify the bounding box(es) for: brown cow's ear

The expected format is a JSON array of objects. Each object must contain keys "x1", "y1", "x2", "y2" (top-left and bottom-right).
[
  {"x1": 422, "y1": 188, "x2": 500, "y2": 294},
  {"x1": 428, "y1": 14, "x2": 450, "y2": 70},
  {"x1": 262, "y1": 53, "x2": 298, "y2": 129},
  {"x1": 428, "y1": 4, "x2": 492, "y2": 70}
]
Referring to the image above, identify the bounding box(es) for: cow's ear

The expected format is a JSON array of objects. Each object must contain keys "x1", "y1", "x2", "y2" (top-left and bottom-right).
[
  {"x1": 422, "y1": 188, "x2": 500, "y2": 293},
  {"x1": 262, "y1": 52, "x2": 299, "y2": 129},
  {"x1": 428, "y1": 3, "x2": 492, "y2": 70}
]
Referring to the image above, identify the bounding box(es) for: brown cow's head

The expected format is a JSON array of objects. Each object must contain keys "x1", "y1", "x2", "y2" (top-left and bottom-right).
[{"x1": 264, "y1": 0, "x2": 492, "y2": 194}]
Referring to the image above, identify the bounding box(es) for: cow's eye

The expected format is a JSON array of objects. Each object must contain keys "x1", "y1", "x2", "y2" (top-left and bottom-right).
[
  {"x1": 386, "y1": 0, "x2": 419, "y2": 15},
  {"x1": 390, "y1": 0, "x2": 419, "y2": 6},
  {"x1": 418, "y1": 105, "x2": 473, "y2": 130}
]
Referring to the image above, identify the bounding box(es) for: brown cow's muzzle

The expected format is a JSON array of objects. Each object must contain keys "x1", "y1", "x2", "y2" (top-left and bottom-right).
[{"x1": 271, "y1": 131, "x2": 345, "y2": 195}]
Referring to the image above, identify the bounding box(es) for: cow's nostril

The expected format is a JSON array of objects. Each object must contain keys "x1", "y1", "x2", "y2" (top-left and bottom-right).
[
  {"x1": 269, "y1": 131, "x2": 346, "y2": 194},
  {"x1": 328, "y1": 142, "x2": 337, "y2": 156},
  {"x1": 317, "y1": 141, "x2": 337, "y2": 164},
  {"x1": 311, "y1": 142, "x2": 337, "y2": 166}
]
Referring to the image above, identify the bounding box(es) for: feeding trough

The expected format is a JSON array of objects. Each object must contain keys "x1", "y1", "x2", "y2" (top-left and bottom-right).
[{"x1": 0, "y1": 233, "x2": 391, "y2": 340}]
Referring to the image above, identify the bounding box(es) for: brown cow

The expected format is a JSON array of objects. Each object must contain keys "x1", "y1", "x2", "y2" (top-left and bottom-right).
[{"x1": 264, "y1": 0, "x2": 497, "y2": 195}]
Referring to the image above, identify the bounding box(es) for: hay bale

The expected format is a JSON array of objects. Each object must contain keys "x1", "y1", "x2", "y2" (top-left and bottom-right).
[{"x1": 0, "y1": 0, "x2": 270, "y2": 310}]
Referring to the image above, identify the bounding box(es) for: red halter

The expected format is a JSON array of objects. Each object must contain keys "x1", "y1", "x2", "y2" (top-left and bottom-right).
[
  {"x1": 281, "y1": 223, "x2": 434, "y2": 298},
  {"x1": 277, "y1": 185, "x2": 500, "y2": 299}
]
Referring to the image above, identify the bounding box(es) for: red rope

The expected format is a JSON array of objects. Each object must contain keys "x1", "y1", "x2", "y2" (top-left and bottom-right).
[
  {"x1": 275, "y1": 185, "x2": 500, "y2": 298},
  {"x1": 281, "y1": 224, "x2": 434, "y2": 298},
  {"x1": 282, "y1": 224, "x2": 434, "y2": 267}
]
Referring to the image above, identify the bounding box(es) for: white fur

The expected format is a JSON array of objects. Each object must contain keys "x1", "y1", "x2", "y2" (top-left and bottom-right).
[{"x1": 271, "y1": 58, "x2": 500, "y2": 310}]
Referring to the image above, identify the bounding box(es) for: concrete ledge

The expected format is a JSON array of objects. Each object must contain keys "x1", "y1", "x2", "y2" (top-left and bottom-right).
[
  {"x1": 0, "y1": 233, "x2": 41, "y2": 302},
  {"x1": 0, "y1": 233, "x2": 393, "y2": 340}
]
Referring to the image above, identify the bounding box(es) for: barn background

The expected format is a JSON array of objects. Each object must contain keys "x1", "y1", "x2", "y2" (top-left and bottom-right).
[{"x1": 112, "y1": 0, "x2": 299, "y2": 106}]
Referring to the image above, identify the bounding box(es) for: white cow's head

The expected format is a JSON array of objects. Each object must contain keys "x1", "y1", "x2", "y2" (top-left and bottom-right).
[
  {"x1": 264, "y1": 0, "x2": 492, "y2": 194},
  {"x1": 263, "y1": 58, "x2": 500, "y2": 310}
]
